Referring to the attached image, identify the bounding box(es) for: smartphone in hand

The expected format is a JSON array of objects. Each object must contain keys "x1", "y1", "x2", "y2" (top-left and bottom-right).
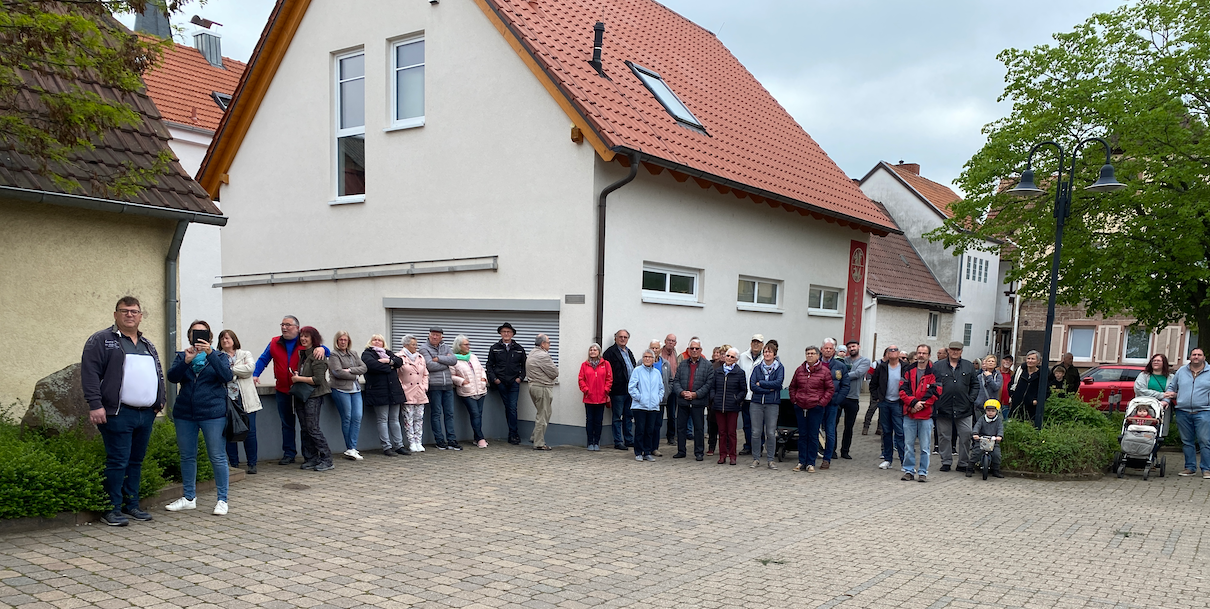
[{"x1": 190, "y1": 328, "x2": 211, "y2": 346}]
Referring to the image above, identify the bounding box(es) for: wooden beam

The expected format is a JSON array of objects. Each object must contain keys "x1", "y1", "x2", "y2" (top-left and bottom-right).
[
  {"x1": 643, "y1": 162, "x2": 664, "y2": 175},
  {"x1": 668, "y1": 170, "x2": 689, "y2": 183},
  {"x1": 713, "y1": 183, "x2": 731, "y2": 195},
  {"x1": 693, "y1": 177, "x2": 712, "y2": 189}
]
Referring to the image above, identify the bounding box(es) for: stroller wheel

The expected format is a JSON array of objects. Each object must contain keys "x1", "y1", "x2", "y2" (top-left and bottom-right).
[
  {"x1": 1116, "y1": 462, "x2": 1126, "y2": 478},
  {"x1": 1143, "y1": 465, "x2": 1151, "y2": 481},
  {"x1": 1159, "y1": 455, "x2": 1166, "y2": 478}
]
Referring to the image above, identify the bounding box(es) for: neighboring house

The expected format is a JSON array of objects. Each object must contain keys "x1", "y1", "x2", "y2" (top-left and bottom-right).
[
  {"x1": 137, "y1": 10, "x2": 246, "y2": 340},
  {"x1": 1016, "y1": 302, "x2": 1194, "y2": 368},
  {"x1": 196, "y1": 0, "x2": 896, "y2": 450},
  {"x1": 0, "y1": 40, "x2": 226, "y2": 413},
  {"x1": 858, "y1": 161, "x2": 1003, "y2": 357},
  {"x1": 862, "y1": 203, "x2": 960, "y2": 357}
]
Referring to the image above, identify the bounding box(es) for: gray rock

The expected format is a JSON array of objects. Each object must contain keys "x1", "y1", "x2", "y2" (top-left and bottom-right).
[{"x1": 21, "y1": 363, "x2": 94, "y2": 436}]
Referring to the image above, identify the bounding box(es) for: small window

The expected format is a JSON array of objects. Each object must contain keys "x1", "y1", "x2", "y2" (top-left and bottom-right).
[
  {"x1": 210, "y1": 91, "x2": 232, "y2": 111},
  {"x1": 335, "y1": 50, "x2": 366, "y2": 200},
  {"x1": 1068, "y1": 327, "x2": 1095, "y2": 361},
  {"x1": 627, "y1": 62, "x2": 703, "y2": 130},
  {"x1": 985, "y1": 329, "x2": 990, "y2": 347},
  {"x1": 642, "y1": 264, "x2": 700, "y2": 305},
  {"x1": 1120, "y1": 368, "x2": 1143, "y2": 382},
  {"x1": 1187, "y1": 331, "x2": 1198, "y2": 357},
  {"x1": 808, "y1": 286, "x2": 842, "y2": 316},
  {"x1": 1122, "y1": 326, "x2": 1150, "y2": 364},
  {"x1": 391, "y1": 37, "x2": 425, "y2": 129},
  {"x1": 963, "y1": 323, "x2": 972, "y2": 347},
  {"x1": 737, "y1": 277, "x2": 781, "y2": 311},
  {"x1": 927, "y1": 312, "x2": 939, "y2": 339},
  {"x1": 965, "y1": 256, "x2": 972, "y2": 280}
]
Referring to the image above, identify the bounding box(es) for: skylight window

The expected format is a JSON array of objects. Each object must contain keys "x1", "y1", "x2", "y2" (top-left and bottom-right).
[
  {"x1": 627, "y1": 62, "x2": 703, "y2": 130},
  {"x1": 211, "y1": 91, "x2": 232, "y2": 111}
]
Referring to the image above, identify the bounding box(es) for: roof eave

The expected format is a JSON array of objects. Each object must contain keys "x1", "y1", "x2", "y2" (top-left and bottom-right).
[
  {"x1": 0, "y1": 185, "x2": 227, "y2": 226},
  {"x1": 867, "y1": 292, "x2": 961, "y2": 311}
]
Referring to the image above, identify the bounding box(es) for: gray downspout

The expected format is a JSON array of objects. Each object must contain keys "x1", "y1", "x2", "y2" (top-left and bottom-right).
[
  {"x1": 595, "y1": 150, "x2": 640, "y2": 345},
  {"x1": 165, "y1": 220, "x2": 189, "y2": 410}
]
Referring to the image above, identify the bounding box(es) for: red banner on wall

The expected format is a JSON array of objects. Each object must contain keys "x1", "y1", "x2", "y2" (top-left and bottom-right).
[{"x1": 844, "y1": 240, "x2": 867, "y2": 343}]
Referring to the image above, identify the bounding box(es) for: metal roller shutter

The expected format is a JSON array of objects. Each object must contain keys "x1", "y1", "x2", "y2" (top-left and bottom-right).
[{"x1": 389, "y1": 309, "x2": 560, "y2": 365}]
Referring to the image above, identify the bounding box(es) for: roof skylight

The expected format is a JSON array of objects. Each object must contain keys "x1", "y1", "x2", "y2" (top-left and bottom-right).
[{"x1": 627, "y1": 62, "x2": 703, "y2": 130}]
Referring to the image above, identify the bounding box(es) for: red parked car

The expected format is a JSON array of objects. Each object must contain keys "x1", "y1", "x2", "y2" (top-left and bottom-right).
[{"x1": 1077, "y1": 365, "x2": 1145, "y2": 412}]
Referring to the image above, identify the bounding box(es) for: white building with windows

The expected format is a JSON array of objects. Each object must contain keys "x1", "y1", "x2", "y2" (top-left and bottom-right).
[
  {"x1": 858, "y1": 161, "x2": 1002, "y2": 357},
  {"x1": 196, "y1": 0, "x2": 897, "y2": 451}
]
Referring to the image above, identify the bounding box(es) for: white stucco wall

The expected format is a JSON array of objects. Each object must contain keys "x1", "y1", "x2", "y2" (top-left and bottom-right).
[
  {"x1": 166, "y1": 125, "x2": 224, "y2": 345},
  {"x1": 863, "y1": 301, "x2": 954, "y2": 359}
]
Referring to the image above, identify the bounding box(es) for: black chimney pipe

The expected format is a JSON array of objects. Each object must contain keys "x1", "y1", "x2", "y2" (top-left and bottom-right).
[{"x1": 589, "y1": 22, "x2": 606, "y2": 77}]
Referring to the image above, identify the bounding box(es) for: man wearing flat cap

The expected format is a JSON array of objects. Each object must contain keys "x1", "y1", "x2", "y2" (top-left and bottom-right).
[
  {"x1": 488, "y1": 322, "x2": 527, "y2": 445},
  {"x1": 932, "y1": 341, "x2": 980, "y2": 473},
  {"x1": 419, "y1": 327, "x2": 461, "y2": 450}
]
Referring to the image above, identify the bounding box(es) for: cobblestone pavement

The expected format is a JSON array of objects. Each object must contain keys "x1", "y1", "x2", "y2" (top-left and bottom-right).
[{"x1": 2, "y1": 431, "x2": 1208, "y2": 609}]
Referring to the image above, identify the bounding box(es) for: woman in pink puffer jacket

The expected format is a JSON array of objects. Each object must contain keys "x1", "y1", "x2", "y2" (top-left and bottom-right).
[{"x1": 397, "y1": 335, "x2": 429, "y2": 452}]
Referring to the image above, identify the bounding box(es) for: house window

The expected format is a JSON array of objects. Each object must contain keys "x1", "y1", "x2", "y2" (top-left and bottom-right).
[
  {"x1": 391, "y1": 37, "x2": 425, "y2": 128},
  {"x1": 963, "y1": 323, "x2": 972, "y2": 347},
  {"x1": 1068, "y1": 327, "x2": 1096, "y2": 361},
  {"x1": 642, "y1": 264, "x2": 700, "y2": 306},
  {"x1": 1122, "y1": 326, "x2": 1150, "y2": 363},
  {"x1": 737, "y1": 276, "x2": 781, "y2": 311},
  {"x1": 927, "y1": 312, "x2": 939, "y2": 339},
  {"x1": 335, "y1": 50, "x2": 366, "y2": 200},
  {"x1": 985, "y1": 329, "x2": 990, "y2": 347},
  {"x1": 965, "y1": 256, "x2": 972, "y2": 280},
  {"x1": 808, "y1": 286, "x2": 842, "y2": 316},
  {"x1": 210, "y1": 91, "x2": 232, "y2": 111},
  {"x1": 1189, "y1": 331, "x2": 1199, "y2": 357},
  {"x1": 627, "y1": 62, "x2": 704, "y2": 130}
]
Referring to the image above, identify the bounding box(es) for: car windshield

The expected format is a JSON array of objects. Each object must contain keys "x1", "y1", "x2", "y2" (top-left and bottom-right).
[{"x1": 1084, "y1": 367, "x2": 1124, "y2": 382}]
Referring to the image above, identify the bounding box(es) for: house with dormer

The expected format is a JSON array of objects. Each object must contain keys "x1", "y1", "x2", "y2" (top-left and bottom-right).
[{"x1": 195, "y1": 0, "x2": 898, "y2": 449}]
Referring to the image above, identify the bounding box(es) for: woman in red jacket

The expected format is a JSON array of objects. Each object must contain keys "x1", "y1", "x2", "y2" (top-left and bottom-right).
[
  {"x1": 788, "y1": 346, "x2": 834, "y2": 473},
  {"x1": 578, "y1": 343, "x2": 613, "y2": 451},
  {"x1": 899, "y1": 344, "x2": 938, "y2": 482}
]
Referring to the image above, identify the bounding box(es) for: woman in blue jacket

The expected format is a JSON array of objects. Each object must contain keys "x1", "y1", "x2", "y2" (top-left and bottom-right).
[
  {"x1": 165, "y1": 321, "x2": 234, "y2": 516},
  {"x1": 748, "y1": 340, "x2": 783, "y2": 469},
  {"x1": 628, "y1": 350, "x2": 665, "y2": 462}
]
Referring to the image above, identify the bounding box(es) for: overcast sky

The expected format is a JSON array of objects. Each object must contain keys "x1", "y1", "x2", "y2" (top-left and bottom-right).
[{"x1": 119, "y1": 0, "x2": 1125, "y2": 194}]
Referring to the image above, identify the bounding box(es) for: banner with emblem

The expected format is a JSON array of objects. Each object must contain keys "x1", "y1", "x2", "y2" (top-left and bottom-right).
[{"x1": 844, "y1": 240, "x2": 867, "y2": 343}]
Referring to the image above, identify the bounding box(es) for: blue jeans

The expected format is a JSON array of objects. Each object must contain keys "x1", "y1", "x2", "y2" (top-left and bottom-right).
[
  {"x1": 225, "y1": 410, "x2": 258, "y2": 467},
  {"x1": 795, "y1": 406, "x2": 826, "y2": 467},
  {"x1": 174, "y1": 417, "x2": 229, "y2": 502},
  {"x1": 823, "y1": 403, "x2": 839, "y2": 461},
  {"x1": 495, "y1": 379, "x2": 521, "y2": 442},
  {"x1": 330, "y1": 390, "x2": 363, "y2": 451},
  {"x1": 275, "y1": 391, "x2": 297, "y2": 460},
  {"x1": 611, "y1": 393, "x2": 634, "y2": 447},
  {"x1": 96, "y1": 406, "x2": 156, "y2": 511},
  {"x1": 878, "y1": 400, "x2": 905, "y2": 463},
  {"x1": 1175, "y1": 409, "x2": 1210, "y2": 472},
  {"x1": 902, "y1": 417, "x2": 933, "y2": 476},
  {"x1": 585, "y1": 403, "x2": 606, "y2": 445},
  {"x1": 459, "y1": 394, "x2": 486, "y2": 442},
  {"x1": 428, "y1": 388, "x2": 457, "y2": 445}
]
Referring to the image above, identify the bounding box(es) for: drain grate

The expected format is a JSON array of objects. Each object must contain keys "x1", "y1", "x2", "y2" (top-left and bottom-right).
[{"x1": 282, "y1": 483, "x2": 310, "y2": 490}]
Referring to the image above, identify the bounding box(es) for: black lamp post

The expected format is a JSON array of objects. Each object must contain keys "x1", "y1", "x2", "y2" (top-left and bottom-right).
[{"x1": 1007, "y1": 137, "x2": 1126, "y2": 429}]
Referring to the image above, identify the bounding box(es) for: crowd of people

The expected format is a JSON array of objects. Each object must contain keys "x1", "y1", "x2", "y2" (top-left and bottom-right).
[{"x1": 80, "y1": 296, "x2": 1210, "y2": 526}]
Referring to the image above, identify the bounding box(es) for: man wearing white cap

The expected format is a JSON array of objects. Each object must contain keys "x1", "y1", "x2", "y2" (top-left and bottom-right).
[{"x1": 737, "y1": 334, "x2": 765, "y2": 456}]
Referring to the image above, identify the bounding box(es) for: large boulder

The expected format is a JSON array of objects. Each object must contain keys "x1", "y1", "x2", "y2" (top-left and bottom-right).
[{"x1": 21, "y1": 363, "x2": 95, "y2": 436}]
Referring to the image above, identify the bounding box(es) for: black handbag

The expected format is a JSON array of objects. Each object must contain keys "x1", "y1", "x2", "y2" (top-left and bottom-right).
[
  {"x1": 289, "y1": 381, "x2": 315, "y2": 402},
  {"x1": 224, "y1": 394, "x2": 250, "y2": 442}
]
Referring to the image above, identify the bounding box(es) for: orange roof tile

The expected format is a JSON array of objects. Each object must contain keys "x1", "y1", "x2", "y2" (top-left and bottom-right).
[
  {"x1": 883, "y1": 162, "x2": 961, "y2": 218},
  {"x1": 142, "y1": 40, "x2": 246, "y2": 133},
  {"x1": 482, "y1": 0, "x2": 894, "y2": 233},
  {"x1": 865, "y1": 203, "x2": 959, "y2": 310}
]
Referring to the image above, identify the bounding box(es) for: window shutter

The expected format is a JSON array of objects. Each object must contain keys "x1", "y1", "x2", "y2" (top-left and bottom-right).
[
  {"x1": 389, "y1": 308, "x2": 560, "y2": 366},
  {"x1": 1049, "y1": 324, "x2": 1064, "y2": 359},
  {"x1": 1159, "y1": 326, "x2": 1182, "y2": 362},
  {"x1": 1097, "y1": 325, "x2": 1120, "y2": 362}
]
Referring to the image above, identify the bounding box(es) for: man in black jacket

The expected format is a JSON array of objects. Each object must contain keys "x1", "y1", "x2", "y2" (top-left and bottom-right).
[
  {"x1": 487, "y1": 322, "x2": 527, "y2": 445},
  {"x1": 869, "y1": 345, "x2": 905, "y2": 469},
  {"x1": 602, "y1": 329, "x2": 637, "y2": 450},
  {"x1": 671, "y1": 339, "x2": 713, "y2": 460},
  {"x1": 80, "y1": 296, "x2": 165, "y2": 527},
  {"x1": 933, "y1": 341, "x2": 981, "y2": 472}
]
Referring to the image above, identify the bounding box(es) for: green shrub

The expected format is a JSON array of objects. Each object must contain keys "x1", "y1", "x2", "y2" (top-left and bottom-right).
[
  {"x1": 1002, "y1": 420, "x2": 1118, "y2": 474},
  {"x1": 1041, "y1": 394, "x2": 1115, "y2": 429}
]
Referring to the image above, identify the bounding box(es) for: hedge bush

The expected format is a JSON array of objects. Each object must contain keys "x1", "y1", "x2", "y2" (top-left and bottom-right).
[
  {"x1": 1000, "y1": 394, "x2": 1119, "y2": 475},
  {"x1": 0, "y1": 418, "x2": 215, "y2": 520}
]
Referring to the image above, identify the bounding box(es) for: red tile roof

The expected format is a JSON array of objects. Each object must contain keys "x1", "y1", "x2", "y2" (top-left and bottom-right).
[
  {"x1": 883, "y1": 162, "x2": 961, "y2": 218},
  {"x1": 483, "y1": 0, "x2": 895, "y2": 233},
  {"x1": 865, "y1": 203, "x2": 959, "y2": 309},
  {"x1": 142, "y1": 40, "x2": 246, "y2": 133}
]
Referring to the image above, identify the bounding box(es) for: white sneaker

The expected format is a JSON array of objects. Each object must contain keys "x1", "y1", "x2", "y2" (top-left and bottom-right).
[
  {"x1": 165, "y1": 497, "x2": 196, "y2": 511},
  {"x1": 415, "y1": 443, "x2": 426, "y2": 452},
  {"x1": 212, "y1": 501, "x2": 228, "y2": 516},
  {"x1": 878, "y1": 461, "x2": 891, "y2": 470},
  {"x1": 349, "y1": 449, "x2": 364, "y2": 461}
]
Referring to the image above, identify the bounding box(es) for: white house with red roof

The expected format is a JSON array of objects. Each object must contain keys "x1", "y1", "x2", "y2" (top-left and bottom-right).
[
  {"x1": 859, "y1": 161, "x2": 1010, "y2": 358},
  {"x1": 195, "y1": 0, "x2": 897, "y2": 449}
]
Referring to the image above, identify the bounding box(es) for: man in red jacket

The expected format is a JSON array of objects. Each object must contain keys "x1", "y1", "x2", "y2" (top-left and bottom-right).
[
  {"x1": 900, "y1": 344, "x2": 938, "y2": 482},
  {"x1": 252, "y1": 316, "x2": 327, "y2": 464}
]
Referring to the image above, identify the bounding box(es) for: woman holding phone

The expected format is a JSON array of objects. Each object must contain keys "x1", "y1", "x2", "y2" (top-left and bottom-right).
[{"x1": 165, "y1": 321, "x2": 233, "y2": 515}]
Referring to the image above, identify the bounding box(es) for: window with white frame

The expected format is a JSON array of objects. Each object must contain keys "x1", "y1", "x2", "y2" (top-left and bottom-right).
[
  {"x1": 335, "y1": 50, "x2": 366, "y2": 200},
  {"x1": 1122, "y1": 326, "x2": 1150, "y2": 363},
  {"x1": 391, "y1": 37, "x2": 424, "y2": 128},
  {"x1": 808, "y1": 285, "x2": 842, "y2": 316},
  {"x1": 1189, "y1": 331, "x2": 1199, "y2": 357},
  {"x1": 737, "y1": 276, "x2": 781, "y2": 310},
  {"x1": 1068, "y1": 327, "x2": 1095, "y2": 361},
  {"x1": 963, "y1": 323, "x2": 972, "y2": 346},
  {"x1": 927, "y1": 312, "x2": 939, "y2": 339},
  {"x1": 642, "y1": 264, "x2": 699, "y2": 305}
]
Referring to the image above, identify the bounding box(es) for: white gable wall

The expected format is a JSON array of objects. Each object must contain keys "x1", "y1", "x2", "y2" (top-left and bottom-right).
[{"x1": 167, "y1": 125, "x2": 223, "y2": 345}]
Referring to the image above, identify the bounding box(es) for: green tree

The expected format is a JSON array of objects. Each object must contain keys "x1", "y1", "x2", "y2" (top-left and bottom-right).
[
  {"x1": 0, "y1": 1, "x2": 192, "y2": 197},
  {"x1": 929, "y1": 0, "x2": 1210, "y2": 335}
]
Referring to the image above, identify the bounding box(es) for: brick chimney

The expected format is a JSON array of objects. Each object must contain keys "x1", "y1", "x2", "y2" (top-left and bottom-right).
[{"x1": 895, "y1": 161, "x2": 920, "y2": 175}]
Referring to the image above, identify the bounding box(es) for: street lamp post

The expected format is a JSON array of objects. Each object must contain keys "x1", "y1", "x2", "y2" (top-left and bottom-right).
[{"x1": 1007, "y1": 137, "x2": 1126, "y2": 429}]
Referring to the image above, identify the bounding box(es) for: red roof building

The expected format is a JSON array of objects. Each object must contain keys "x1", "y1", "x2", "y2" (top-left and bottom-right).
[{"x1": 142, "y1": 37, "x2": 246, "y2": 134}]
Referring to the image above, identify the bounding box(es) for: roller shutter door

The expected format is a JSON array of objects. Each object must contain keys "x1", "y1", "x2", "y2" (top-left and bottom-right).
[{"x1": 389, "y1": 309, "x2": 560, "y2": 365}]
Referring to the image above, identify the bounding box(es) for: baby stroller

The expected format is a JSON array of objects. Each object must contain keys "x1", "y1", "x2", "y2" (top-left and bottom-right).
[
  {"x1": 774, "y1": 398, "x2": 798, "y2": 462},
  {"x1": 1111, "y1": 397, "x2": 1168, "y2": 480}
]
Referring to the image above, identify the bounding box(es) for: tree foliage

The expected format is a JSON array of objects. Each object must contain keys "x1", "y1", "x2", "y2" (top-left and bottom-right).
[
  {"x1": 0, "y1": 1, "x2": 192, "y2": 196},
  {"x1": 929, "y1": 0, "x2": 1210, "y2": 335}
]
